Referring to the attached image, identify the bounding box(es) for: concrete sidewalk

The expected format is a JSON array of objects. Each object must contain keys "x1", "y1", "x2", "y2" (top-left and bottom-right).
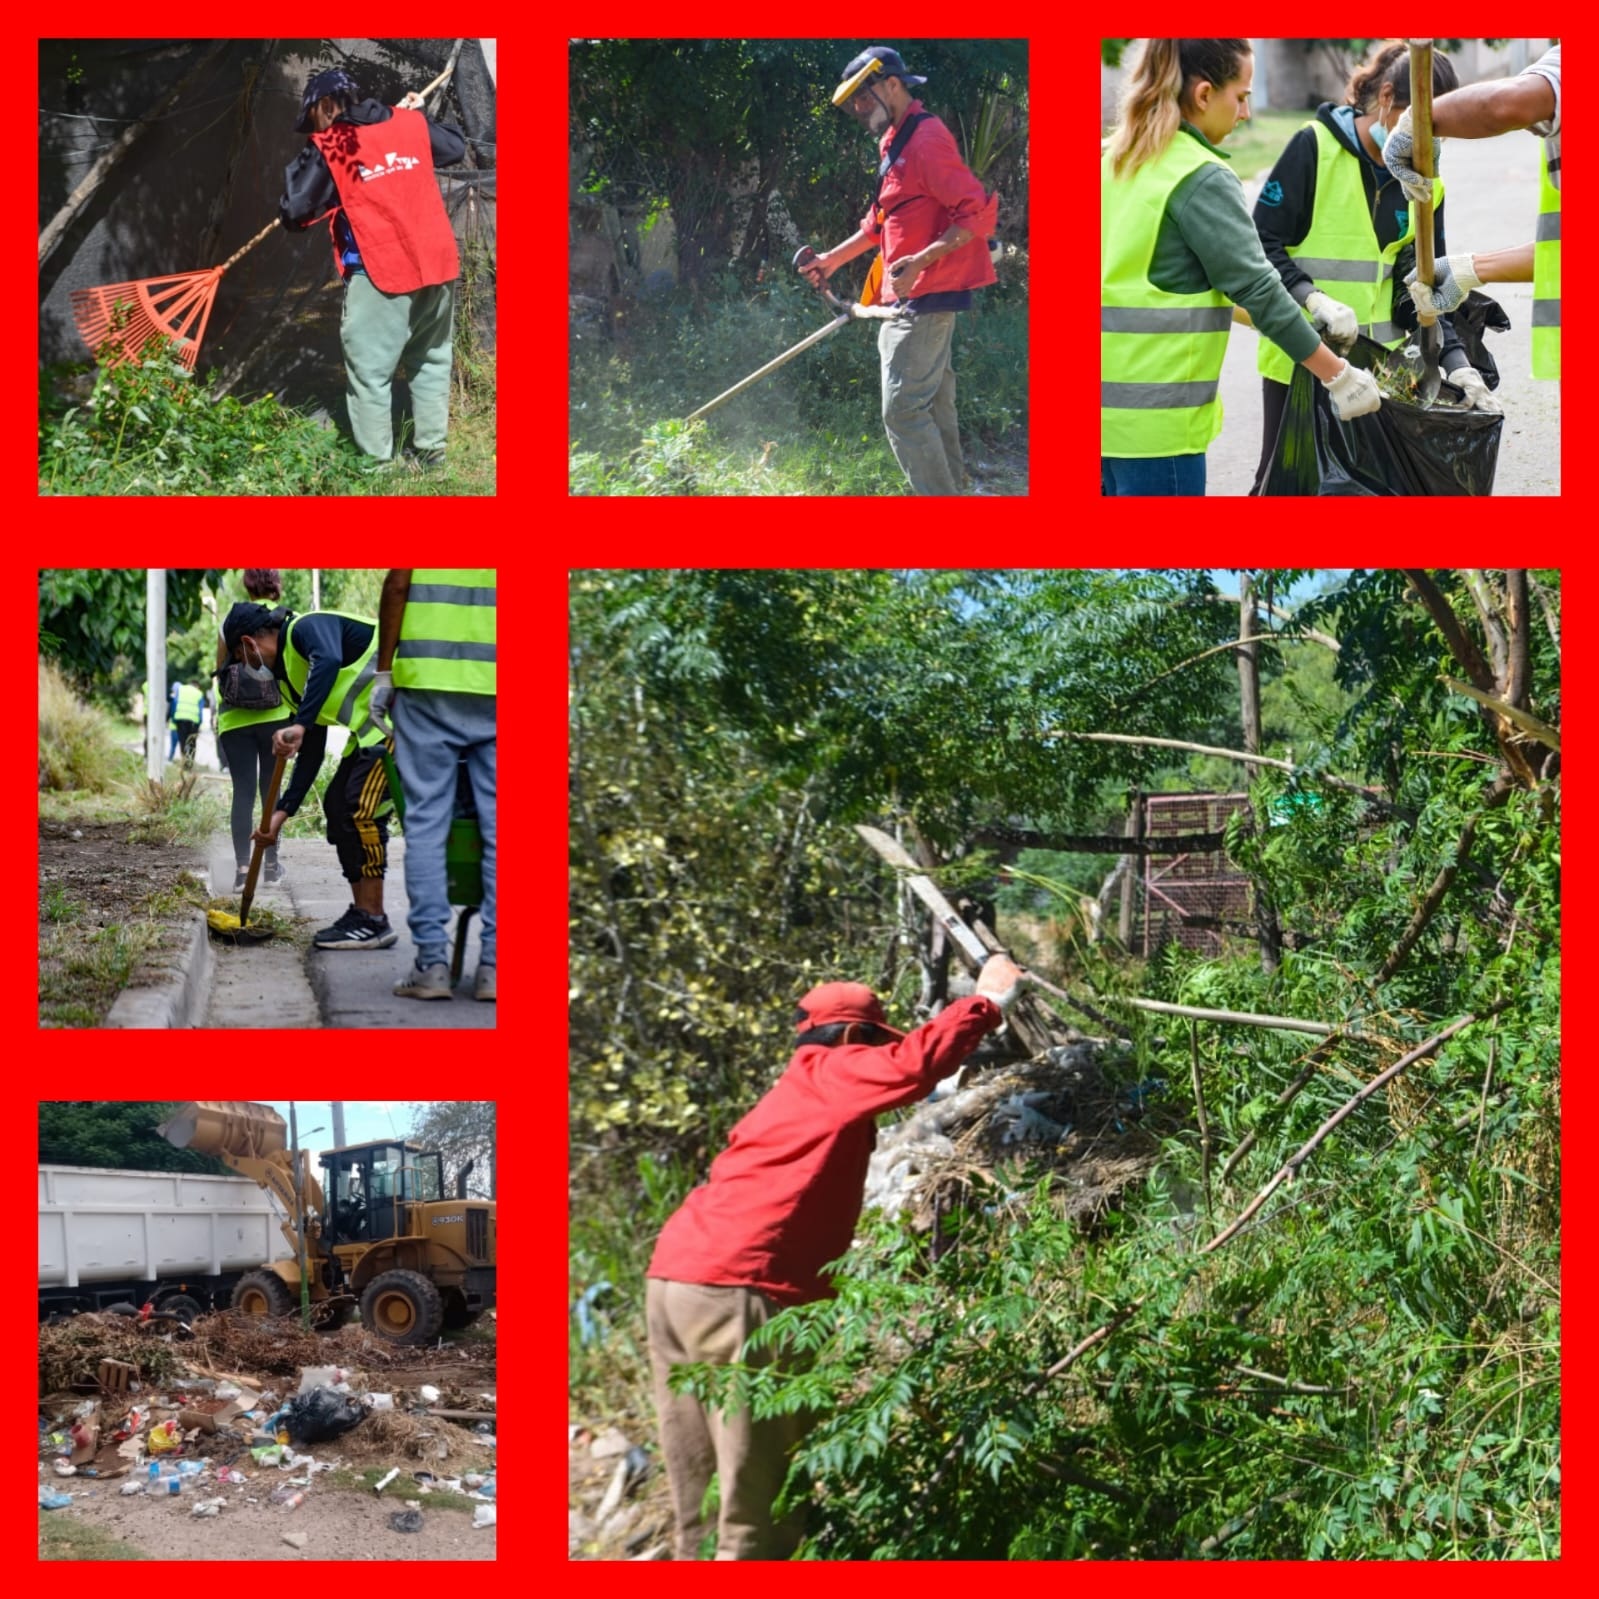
[{"x1": 208, "y1": 830, "x2": 495, "y2": 1029}]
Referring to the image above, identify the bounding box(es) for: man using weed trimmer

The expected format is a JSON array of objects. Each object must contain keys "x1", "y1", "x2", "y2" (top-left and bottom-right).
[
  {"x1": 798, "y1": 47, "x2": 999, "y2": 495},
  {"x1": 645, "y1": 954, "x2": 1021, "y2": 1558}
]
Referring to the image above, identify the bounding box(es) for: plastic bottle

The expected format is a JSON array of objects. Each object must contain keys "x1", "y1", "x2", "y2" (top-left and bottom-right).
[
  {"x1": 167, "y1": 1474, "x2": 183, "y2": 1496},
  {"x1": 148, "y1": 1461, "x2": 160, "y2": 1483},
  {"x1": 280, "y1": 1490, "x2": 307, "y2": 1511}
]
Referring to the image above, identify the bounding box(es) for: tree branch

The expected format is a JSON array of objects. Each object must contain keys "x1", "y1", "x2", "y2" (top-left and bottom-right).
[
  {"x1": 1460, "y1": 570, "x2": 1510, "y2": 685},
  {"x1": 1401, "y1": 570, "x2": 1495, "y2": 694},
  {"x1": 1503, "y1": 570, "x2": 1531, "y2": 711}
]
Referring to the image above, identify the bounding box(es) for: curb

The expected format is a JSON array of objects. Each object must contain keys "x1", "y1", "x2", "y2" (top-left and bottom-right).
[{"x1": 104, "y1": 909, "x2": 214, "y2": 1029}]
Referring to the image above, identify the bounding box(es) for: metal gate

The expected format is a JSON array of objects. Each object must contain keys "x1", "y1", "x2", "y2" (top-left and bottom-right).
[{"x1": 1141, "y1": 793, "x2": 1253, "y2": 956}]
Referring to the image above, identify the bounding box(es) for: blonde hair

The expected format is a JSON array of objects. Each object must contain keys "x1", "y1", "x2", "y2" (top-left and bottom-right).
[{"x1": 1105, "y1": 38, "x2": 1252, "y2": 179}]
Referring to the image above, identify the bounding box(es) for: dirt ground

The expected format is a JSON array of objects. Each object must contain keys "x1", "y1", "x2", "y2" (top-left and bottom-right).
[
  {"x1": 46, "y1": 1479, "x2": 495, "y2": 1560},
  {"x1": 38, "y1": 815, "x2": 205, "y2": 1024}
]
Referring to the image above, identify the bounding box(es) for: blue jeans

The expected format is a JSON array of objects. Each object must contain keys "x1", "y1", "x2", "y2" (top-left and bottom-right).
[
  {"x1": 1101, "y1": 453, "x2": 1207, "y2": 495},
  {"x1": 393, "y1": 688, "x2": 496, "y2": 969}
]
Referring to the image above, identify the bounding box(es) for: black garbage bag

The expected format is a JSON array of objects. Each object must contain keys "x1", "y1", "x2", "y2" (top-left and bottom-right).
[
  {"x1": 1262, "y1": 332, "x2": 1504, "y2": 495},
  {"x1": 284, "y1": 1386, "x2": 367, "y2": 1443}
]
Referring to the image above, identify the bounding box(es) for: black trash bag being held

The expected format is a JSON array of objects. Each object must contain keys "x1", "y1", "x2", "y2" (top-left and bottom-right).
[
  {"x1": 1262, "y1": 332, "x2": 1504, "y2": 496},
  {"x1": 284, "y1": 1386, "x2": 368, "y2": 1442}
]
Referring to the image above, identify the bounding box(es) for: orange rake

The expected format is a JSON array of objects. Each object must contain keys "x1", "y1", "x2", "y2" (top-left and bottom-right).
[{"x1": 69, "y1": 219, "x2": 280, "y2": 370}]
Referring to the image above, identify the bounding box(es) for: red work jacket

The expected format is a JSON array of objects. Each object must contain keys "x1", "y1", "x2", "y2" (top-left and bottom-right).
[
  {"x1": 311, "y1": 109, "x2": 459, "y2": 294},
  {"x1": 647, "y1": 996, "x2": 1003, "y2": 1305},
  {"x1": 860, "y1": 101, "x2": 999, "y2": 303}
]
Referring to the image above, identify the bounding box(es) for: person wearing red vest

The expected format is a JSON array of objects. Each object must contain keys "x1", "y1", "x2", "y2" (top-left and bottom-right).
[
  {"x1": 280, "y1": 68, "x2": 466, "y2": 469},
  {"x1": 798, "y1": 47, "x2": 999, "y2": 496}
]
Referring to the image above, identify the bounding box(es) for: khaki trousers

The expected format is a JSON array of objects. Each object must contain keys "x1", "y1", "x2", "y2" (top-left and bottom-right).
[{"x1": 645, "y1": 1278, "x2": 808, "y2": 1560}]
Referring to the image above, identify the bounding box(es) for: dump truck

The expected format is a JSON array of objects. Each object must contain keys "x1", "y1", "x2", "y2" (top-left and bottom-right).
[
  {"x1": 158, "y1": 1101, "x2": 496, "y2": 1345},
  {"x1": 39, "y1": 1163, "x2": 294, "y2": 1322}
]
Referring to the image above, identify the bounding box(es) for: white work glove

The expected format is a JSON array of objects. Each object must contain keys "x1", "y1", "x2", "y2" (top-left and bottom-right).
[
  {"x1": 1320, "y1": 360, "x2": 1382, "y2": 421},
  {"x1": 1305, "y1": 290, "x2": 1359, "y2": 352},
  {"x1": 1382, "y1": 107, "x2": 1445, "y2": 205},
  {"x1": 1406, "y1": 252, "x2": 1481, "y2": 318},
  {"x1": 396, "y1": 91, "x2": 426, "y2": 111},
  {"x1": 370, "y1": 669, "x2": 395, "y2": 737},
  {"x1": 1447, "y1": 365, "x2": 1503, "y2": 414},
  {"x1": 975, "y1": 954, "x2": 1023, "y2": 1013}
]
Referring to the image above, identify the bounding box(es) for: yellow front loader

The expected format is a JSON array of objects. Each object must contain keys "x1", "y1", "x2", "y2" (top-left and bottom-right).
[{"x1": 158, "y1": 1102, "x2": 495, "y2": 1345}]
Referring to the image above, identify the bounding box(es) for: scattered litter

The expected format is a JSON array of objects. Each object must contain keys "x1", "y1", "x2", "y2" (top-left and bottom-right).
[
  {"x1": 251, "y1": 1446, "x2": 285, "y2": 1466},
  {"x1": 120, "y1": 1480, "x2": 145, "y2": 1495},
  {"x1": 191, "y1": 1497, "x2": 226, "y2": 1517},
  {"x1": 365, "y1": 1393, "x2": 394, "y2": 1410},
  {"x1": 148, "y1": 1420, "x2": 182, "y2": 1453},
  {"x1": 216, "y1": 1468, "x2": 248, "y2": 1485},
  {"x1": 297, "y1": 1366, "x2": 346, "y2": 1395},
  {"x1": 389, "y1": 1509, "x2": 425, "y2": 1533},
  {"x1": 472, "y1": 1503, "x2": 496, "y2": 1529},
  {"x1": 276, "y1": 1490, "x2": 308, "y2": 1510},
  {"x1": 52, "y1": 1461, "x2": 77, "y2": 1477},
  {"x1": 213, "y1": 1383, "x2": 242, "y2": 1401},
  {"x1": 281, "y1": 1531, "x2": 308, "y2": 1550},
  {"x1": 419, "y1": 1385, "x2": 440, "y2": 1404},
  {"x1": 375, "y1": 1467, "x2": 401, "y2": 1493},
  {"x1": 38, "y1": 1491, "x2": 73, "y2": 1510}
]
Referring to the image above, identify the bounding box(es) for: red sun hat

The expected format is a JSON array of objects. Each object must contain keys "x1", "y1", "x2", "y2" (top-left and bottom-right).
[{"x1": 795, "y1": 981, "x2": 906, "y2": 1040}]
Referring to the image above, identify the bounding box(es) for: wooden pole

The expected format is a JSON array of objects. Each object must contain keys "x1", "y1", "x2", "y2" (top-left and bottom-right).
[
  {"x1": 1238, "y1": 578, "x2": 1282, "y2": 971},
  {"x1": 1118, "y1": 790, "x2": 1142, "y2": 950}
]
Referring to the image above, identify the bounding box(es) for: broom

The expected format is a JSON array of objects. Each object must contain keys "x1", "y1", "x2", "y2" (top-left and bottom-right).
[{"x1": 69, "y1": 59, "x2": 461, "y2": 371}]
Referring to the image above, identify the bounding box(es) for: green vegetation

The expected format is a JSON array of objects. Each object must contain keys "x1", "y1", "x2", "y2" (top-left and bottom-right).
[
  {"x1": 38, "y1": 1512, "x2": 150, "y2": 1559},
  {"x1": 38, "y1": 659, "x2": 130, "y2": 793},
  {"x1": 38, "y1": 1101, "x2": 230, "y2": 1173},
  {"x1": 38, "y1": 342, "x2": 495, "y2": 497},
  {"x1": 569, "y1": 569, "x2": 1560, "y2": 1559}
]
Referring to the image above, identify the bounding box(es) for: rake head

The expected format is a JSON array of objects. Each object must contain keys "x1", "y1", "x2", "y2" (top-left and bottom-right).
[{"x1": 69, "y1": 265, "x2": 224, "y2": 370}]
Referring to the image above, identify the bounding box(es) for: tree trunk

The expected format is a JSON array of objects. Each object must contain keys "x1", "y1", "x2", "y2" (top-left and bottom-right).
[
  {"x1": 1117, "y1": 791, "x2": 1142, "y2": 950},
  {"x1": 1238, "y1": 579, "x2": 1281, "y2": 971}
]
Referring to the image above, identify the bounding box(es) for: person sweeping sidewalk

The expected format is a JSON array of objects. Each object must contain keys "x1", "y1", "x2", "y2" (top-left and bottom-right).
[
  {"x1": 280, "y1": 67, "x2": 466, "y2": 467},
  {"x1": 223, "y1": 601, "x2": 398, "y2": 951}
]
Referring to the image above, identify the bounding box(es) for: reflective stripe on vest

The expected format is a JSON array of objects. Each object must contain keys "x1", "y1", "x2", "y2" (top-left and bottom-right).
[
  {"x1": 1258, "y1": 120, "x2": 1439, "y2": 386},
  {"x1": 1532, "y1": 143, "x2": 1560, "y2": 379},
  {"x1": 1101, "y1": 134, "x2": 1233, "y2": 459},
  {"x1": 393, "y1": 568, "x2": 497, "y2": 695},
  {"x1": 170, "y1": 682, "x2": 203, "y2": 724},
  {"x1": 281, "y1": 611, "x2": 386, "y2": 748}
]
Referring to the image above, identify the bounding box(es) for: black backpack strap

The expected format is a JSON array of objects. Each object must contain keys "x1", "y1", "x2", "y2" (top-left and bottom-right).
[{"x1": 871, "y1": 112, "x2": 931, "y2": 214}]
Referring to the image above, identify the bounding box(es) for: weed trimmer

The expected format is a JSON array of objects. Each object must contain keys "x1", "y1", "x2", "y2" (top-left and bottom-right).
[{"x1": 685, "y1": 246, "x2": 909, "y2": 422}]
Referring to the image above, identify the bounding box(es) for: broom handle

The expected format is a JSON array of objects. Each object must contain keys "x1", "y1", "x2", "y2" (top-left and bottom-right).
[{"x1": 220, "y1": 58, "x2": 462, "y2": 274}]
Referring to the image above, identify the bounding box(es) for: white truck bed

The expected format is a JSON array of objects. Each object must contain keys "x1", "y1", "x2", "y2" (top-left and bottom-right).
[{"x1": 39, "y1": 1163, "x2": 291, "y2": 1287}]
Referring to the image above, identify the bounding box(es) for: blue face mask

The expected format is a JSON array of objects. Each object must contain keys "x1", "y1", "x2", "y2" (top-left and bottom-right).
[{"x1": 1370, "y1": 109, "x2": 1392, "y2": 151}]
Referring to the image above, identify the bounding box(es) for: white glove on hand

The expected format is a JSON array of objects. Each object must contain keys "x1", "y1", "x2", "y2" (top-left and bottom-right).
[
  {"x1": 975, "y1": 954, "x2": 1022, "y2": 1013},
  {"x1": 1320, "y1": 360, "x2": 1382, "y2": 421},
  {"x1": 1448, "y1": 366, "x2": 1503, "y2": 414},
  {"x1": 1383, "y1": 107, "x2": 1445, "y2": 204},
  {"x1": 1305, "y1": 290, "x2": 1359, "y2": 351},
  {"x1": 371, "y1": 669, "x2": 396, "y2": 736},
  {"x1": 1406, "y1": 253, "x2": 1481, "y2": 318}
]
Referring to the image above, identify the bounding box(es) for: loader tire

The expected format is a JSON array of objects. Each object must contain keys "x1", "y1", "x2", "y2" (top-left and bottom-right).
[
  {"x1": 443, "y1": 1300, "x2": 483, "y2": 1331},
  {"x1": 232, "y1": 1270, "x2": 295, "y2": 1319},
  {"x1": 361, "y1": 1270, "x2": 445, "y2": 1346},
  {"x1": 159, "y1": 1293, "x2": 204, "y2": 1324}
]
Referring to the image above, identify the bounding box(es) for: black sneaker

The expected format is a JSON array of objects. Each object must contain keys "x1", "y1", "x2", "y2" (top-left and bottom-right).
[
  {"x1": 233, "y1": 867, "x2": 249, "y2": 892},
  {"x1": 264, "y1": 861, "x2": 287, "y2": 885},
  {"x1": 313, "y1": 906, "x2": 398, "y2": 950}
]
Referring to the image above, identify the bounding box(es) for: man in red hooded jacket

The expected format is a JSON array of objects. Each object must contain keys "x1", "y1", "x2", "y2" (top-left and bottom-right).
[
  {"x1": 645, "y1": 954, "x2": 1022, "y2": 1558},
  {"x1": 799, "y1": 46, "x2": 1000, "y2": 496}
]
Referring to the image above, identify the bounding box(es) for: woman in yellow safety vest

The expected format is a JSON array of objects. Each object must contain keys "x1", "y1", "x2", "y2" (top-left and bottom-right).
[
  {"x1": 1248, "y1": 40, "x2": 1497, "y2": 494},
  {"x1": 1101, "y1": 39, "x2": 1382, "y2": 496}
]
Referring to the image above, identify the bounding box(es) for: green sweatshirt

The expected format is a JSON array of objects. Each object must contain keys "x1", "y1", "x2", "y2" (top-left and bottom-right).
[{"x1": 1147, "y1": 124, "x2": 1320, "y2": 366}]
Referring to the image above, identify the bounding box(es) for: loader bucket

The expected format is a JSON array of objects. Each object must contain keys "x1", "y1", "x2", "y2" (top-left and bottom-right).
[{"x1": 158, "y1": 1101, "x2": 287, "y2": 1159}]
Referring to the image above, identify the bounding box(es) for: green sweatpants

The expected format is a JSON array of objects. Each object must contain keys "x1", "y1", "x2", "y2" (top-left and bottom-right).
[{"x1": 340, "y1": 271, "x2": 457, "y2": 460}]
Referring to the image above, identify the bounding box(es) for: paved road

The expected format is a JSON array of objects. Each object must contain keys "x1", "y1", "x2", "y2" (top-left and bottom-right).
[{"x1": 1208, "y1": 125, "x2": 1559, "y2": 496}]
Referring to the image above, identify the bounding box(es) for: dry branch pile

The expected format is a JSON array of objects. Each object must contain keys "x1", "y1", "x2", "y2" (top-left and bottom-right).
[
  {"x1": 866, "y1": 1041, "x2": 1170, "y2": 1238},
  {"x1": 39, "y1": 1314, "x2": 185, "y2": 1393}
]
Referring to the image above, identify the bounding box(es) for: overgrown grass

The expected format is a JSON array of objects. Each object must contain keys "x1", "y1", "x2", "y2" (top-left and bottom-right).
[
  {"x1": 129, "y1": 764, "x2": 227, "y2": 846},
  {"x1": 39, "y1": 1512, "x2": 150, "y2": 1560},
  {"x1": 38, "y1": 660, "x2": 129, "y2": 793},
  {"x1": 570, "y1": 253, "x2": 1029, "y2": 495}
]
